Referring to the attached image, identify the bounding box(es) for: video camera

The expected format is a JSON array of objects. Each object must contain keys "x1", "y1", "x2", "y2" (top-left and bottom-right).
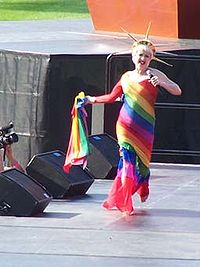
[{"x1": 0, "y1": 122, "x2": 19, "y2": 149}]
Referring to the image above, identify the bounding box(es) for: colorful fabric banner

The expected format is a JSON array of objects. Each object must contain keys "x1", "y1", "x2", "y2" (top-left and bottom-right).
[{"x1": 63, "y1": 92, "x2": 90, "y2": 173}]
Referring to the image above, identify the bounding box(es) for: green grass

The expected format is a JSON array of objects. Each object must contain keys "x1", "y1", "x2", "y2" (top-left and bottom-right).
[{"x1": 0, "y1": 0, "x2": 90, "y2": 20}]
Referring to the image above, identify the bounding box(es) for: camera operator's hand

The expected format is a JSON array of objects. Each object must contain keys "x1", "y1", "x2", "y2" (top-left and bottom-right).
[
  {"x1": 5, "y1": 145, "x2": 24, "y2": 172},
  {"x1": 5, "y1": 144, "x2": 14, "y2": 161},
  {"x1": 0, "y1": 149, "x2": 4, "y2": 172}
]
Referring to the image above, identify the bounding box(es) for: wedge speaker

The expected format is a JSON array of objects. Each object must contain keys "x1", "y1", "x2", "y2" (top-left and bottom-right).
[
  {"x1": 87, "y1": 133, "x2": 119, "y2": 179},
  {"x1": 0, "y1": 168, "x2": 52, "y2": 216},
  {"x1": 26, "y1": 150, "x2": 94, "y2": 198}
]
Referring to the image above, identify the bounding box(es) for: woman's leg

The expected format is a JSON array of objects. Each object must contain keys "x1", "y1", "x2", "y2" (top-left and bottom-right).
[
  {"x1": 102, "y1": 148, "x2": 136, "y2": 215},
  {"x1": 137, "y1": 181, "x2": 149, "y2": 202}
]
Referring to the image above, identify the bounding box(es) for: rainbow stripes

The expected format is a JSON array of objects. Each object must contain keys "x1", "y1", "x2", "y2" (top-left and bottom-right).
[
  {"x1": 103, "y1": 72, "x2": 157, "y2": 213},
  {"x1": 117, "y1": 72, "x2": 158, "y2": 170},
  {"x1": 63, "y1": 92, "x2": 90, "y2": 173}
]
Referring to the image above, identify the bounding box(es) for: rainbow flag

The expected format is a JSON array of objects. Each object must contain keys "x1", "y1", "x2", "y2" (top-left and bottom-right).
[{"x1": 63, "y1": 92, "x2": 90, "y2": 173}]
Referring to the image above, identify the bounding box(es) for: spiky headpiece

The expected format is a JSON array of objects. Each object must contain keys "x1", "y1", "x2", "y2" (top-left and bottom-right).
[{"x1": 121, "y1": 22, "x2": 172, "y2": 67}]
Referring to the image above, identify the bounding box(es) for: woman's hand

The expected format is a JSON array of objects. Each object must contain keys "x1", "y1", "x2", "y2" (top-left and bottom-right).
[
  {"x1": 150, "y1": 68, "x2": 182, "y2": 95},
  {"x1": 149, "y1": 75, "x2": 160, "y2": 87},
  {"x1": 85, "y1": 96, "x2": 96, "y2": 104}
]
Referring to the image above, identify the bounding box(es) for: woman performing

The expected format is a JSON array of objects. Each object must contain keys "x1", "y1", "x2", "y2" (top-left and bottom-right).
[{"x1": 85, "y1": 38, "x2": 182, "y2": 215}]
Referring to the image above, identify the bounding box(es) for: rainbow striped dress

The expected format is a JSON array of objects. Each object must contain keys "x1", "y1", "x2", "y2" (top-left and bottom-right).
[{"x1": 103, "y1": 72, "x2": 158, "y2": 214}]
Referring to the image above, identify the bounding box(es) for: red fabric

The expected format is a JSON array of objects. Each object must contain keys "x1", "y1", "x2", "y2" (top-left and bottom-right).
[
  {"x1": 102, "y1": 176, "x2": 134, "y2": 215},
  {"x1": 137, "y1": 182, "x2": 149, "y2": 202},
  {"x1": 102, "y1": 178, "x2": 149, "y2": 214}
]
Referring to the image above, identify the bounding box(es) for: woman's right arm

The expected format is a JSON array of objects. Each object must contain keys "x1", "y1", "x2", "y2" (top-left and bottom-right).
[{"x1": 87, "y1": 81, "x2": 123, "y2": 104}]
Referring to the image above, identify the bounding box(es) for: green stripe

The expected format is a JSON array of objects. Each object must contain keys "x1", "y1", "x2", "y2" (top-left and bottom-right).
[
  {"x1": 126, "y1": 94, "x2": 155, "y2": 124},
  {"x1": 118, "y1": 141, "x2": 150, "y2": 174},
  {"x1": 118, "y1": 141, "x2": 134, "y2": 152},
  {"x1": 78, "y1": 116, "x2": 90, "y2": 155}
]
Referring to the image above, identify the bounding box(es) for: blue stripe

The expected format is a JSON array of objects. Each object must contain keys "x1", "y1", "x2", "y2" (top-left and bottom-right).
[{"x1": 118, "y1": 148, "x2": 150, "y2": 184}]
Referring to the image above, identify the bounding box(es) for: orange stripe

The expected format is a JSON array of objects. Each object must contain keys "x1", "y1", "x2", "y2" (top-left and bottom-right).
[
  {"x1": 118, "y1": 118, "x2": 153, "y2": 150},
  {"x1": 121, "y1": 73, "x2": 157, "y2": 116},
  {"x1": 117, "y1": 124, "x2": 152, "y2": 166}
]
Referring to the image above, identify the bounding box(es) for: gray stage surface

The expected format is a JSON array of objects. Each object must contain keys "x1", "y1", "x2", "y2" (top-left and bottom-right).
[
  {"x1": 0, "y1": 19, "x2": 200, "y2": 55},
  {"x1": 0, "y1": 163, "x2": 199, "y2": 267}
]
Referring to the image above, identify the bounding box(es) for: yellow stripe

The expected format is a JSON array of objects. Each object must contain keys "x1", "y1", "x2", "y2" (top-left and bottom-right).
[
  {"x1": 121, "y1": 74, "x2": 154, "y2": 116},
  {"x1": 117, "y1": 125, "x2": 151, "y2": 167},
  {"x1": 121, "y1": 136, "x2": 150, "y2": 167},
  {"x1": 127, "y1": 91, "x2": 154, "y2": 116}
]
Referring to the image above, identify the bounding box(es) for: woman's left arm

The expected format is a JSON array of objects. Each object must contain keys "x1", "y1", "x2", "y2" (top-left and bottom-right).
[{"x1": 150, "y1": 69, "x2": 182, "y2": 96}]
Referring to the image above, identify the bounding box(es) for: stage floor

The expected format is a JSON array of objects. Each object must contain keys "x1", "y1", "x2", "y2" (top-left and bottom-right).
[
  {"x1": 0, "y1": 163, "x2": 199, "y2": 267},
  {"x1": 0, "y1": 19, "x2": 200, "y2": 55}
]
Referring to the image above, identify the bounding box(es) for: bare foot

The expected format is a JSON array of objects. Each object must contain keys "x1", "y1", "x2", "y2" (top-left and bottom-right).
[{"x1": 122, "y1": 210, "x2": 135, "y2": 216}]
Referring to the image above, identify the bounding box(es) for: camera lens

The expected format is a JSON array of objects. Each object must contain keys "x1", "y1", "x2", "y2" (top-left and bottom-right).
[{"x1": 7, "y1": 133, "x2": 19, "y2": 144}]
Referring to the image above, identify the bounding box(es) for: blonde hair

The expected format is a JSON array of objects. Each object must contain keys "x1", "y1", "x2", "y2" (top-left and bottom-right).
[
  {"x1": 132, "y1": 39, "x2": 155, "y2": 54},
  {"x1": 132, "y1": 43, "x2": 154, "y2": 59}
]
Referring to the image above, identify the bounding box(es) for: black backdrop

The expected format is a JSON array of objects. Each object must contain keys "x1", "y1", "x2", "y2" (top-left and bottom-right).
[
  {"x1": 0, "y1": 51, "x2": 107, "y2": 167},
  {"x1": 46, "y1": 54, "x2": 107, "y2": 152},
  {"x1": 0, "y1": 49, "x2": 200, "y2": 168}
]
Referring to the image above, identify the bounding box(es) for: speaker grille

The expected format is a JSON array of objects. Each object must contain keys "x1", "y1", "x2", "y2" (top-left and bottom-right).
[
  {"x1": 26, "y1": 150, "x2": 94, "y2": 198},
  {"x1": 87, "y1": 134, "x2": 119, "y2": 179},
  {"x1": 0, "y1": 169, "x2": 52, "y2": 216}
]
